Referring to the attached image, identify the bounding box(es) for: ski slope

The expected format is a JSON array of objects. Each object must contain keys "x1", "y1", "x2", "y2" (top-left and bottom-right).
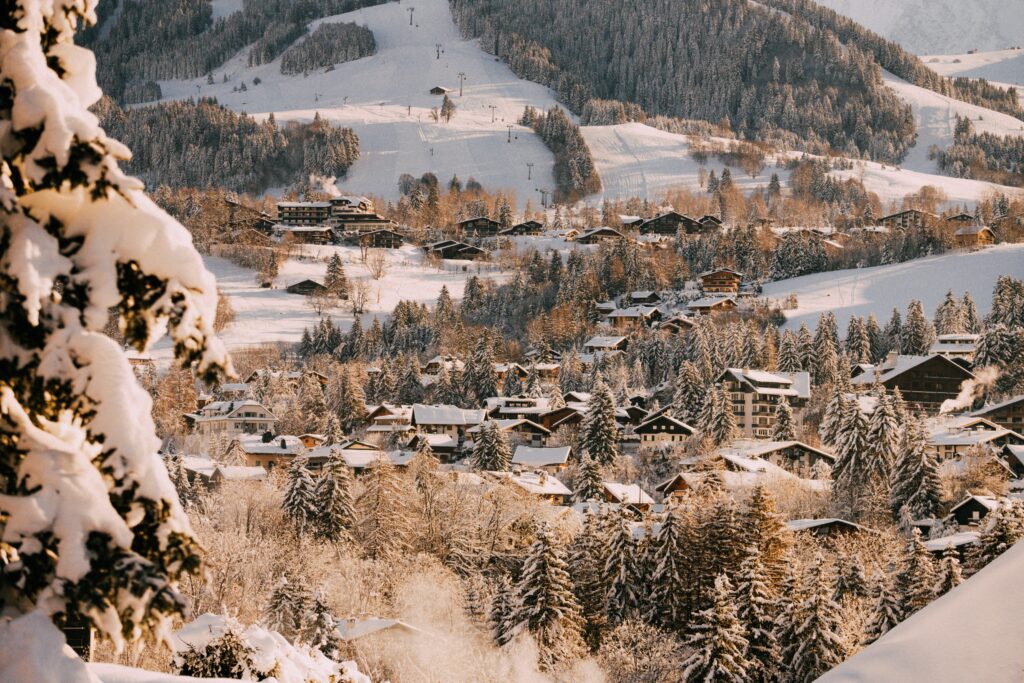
[
  {"x1": 762, "y1": 243, "x2": 1024, "y2": 333},
  {"x1": 820, "y1": 539, "x2": 1024, "y2": 682},
  {"x1": 924, "y1": 49, "x2": 1024, "y2": 87},
  {"x1": 158, "y1": 0, "x2": 560, "y2": 208},
  {"x1": 816, "y1": 0, "x2": 1024, "y2": 55}
]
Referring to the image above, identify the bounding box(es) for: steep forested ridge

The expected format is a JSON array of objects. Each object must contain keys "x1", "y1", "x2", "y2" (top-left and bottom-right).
[
  {"x1": 449, "y1": 0, "x2": 919, "y2": 161},
  {"x1": 81, "y1": 0, "x2": 387, "y2": 103},
  {"x1": 96, "y1": 98, "x2": 359, "y2": 193}
]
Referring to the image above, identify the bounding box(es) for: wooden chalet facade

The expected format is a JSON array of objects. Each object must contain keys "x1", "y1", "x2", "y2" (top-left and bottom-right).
[
  {"x1": 277, "y1": 225, "x2": 336, "y2": 244},
  {"x1": 358, "y1": 228, "x2": 405, "y2": 249},
  {"x1": 500, "y1": 220, "x2": 544, "y2": 236},
  {"x1": 638, "y1": 211, "x2": 693, "y2": 236},
  {"x1": 425, "y1": 240, "x2": 488, "y2": 260},
  {"x1": 879, "y1": 209, "x2": 937, "y2": 231},
  {"x1": 698, "y1": 215, "x2": 723, "y2": 232},
  {"x1": 949, "y1": 495, "x2": 1004, "y2": 527},
  {"x1": 954, "y1": 225, "x2": 996, "y2": 248},
  {"x1": 945, "y1": 213, "x2": 974, "y2": 228},
  {"x1": 851, "y1": 354, "x2": 974, "y2": 412},
  {"x1": 973, "y1": 395, "x2": 1024, "y2": 434},
  {"x1": 635, "y1": 413, "x2": 695, "y2": 444},
  {"x1": 698, "y1": 268, "x2": 743, "y2": 294},
  {"x1": 687, "y1": 296, "x2": 737, "y2": 316},
  {"x1": 786, "y1": 518, "x2": 866, "y2": 536},
  {"x1": 458, "y1": 216, "x2": 502, "y2": 236},
  {"x1": 576, "y1": 227, "x2": 626, "y2": 244},
  {"x1": 606, "y1": 305, "x2": 662, "y2": 330}
]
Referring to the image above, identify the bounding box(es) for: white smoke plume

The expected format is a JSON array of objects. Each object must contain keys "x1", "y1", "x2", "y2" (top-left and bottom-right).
[
  {"x1": 309, "y1": 174, "x2": 341, "y2": 198},
  {"x1": 940, "y1": 366, "x2": 1001, "y2": 414}
]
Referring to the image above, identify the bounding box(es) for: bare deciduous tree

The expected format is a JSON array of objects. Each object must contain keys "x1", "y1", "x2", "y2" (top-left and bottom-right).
[
  {"x1": 350, "y1": 280, "x2": 370, "y2": 314},
  {"x1": 367, "y1": 250, "x2": 390, "y2": 280}
]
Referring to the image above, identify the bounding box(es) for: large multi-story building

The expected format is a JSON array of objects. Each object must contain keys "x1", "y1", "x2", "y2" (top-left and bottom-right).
[
  {"x1": 718, "y1": 368, "x2": 811, "y2": 438},
  {"x1": 276, "y1": 196, "x2": 393, "y2": 234}
]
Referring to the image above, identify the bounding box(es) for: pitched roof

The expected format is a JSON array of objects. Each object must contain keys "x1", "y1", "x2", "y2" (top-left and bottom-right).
[
  {"x1": 412, "y1": 404, "x2": 487, "y2": 426},
  {"x1": 512, "y1": 445, "x2": 571, "y2": 467},
  {"x1": 602, "y1": 482, "x2": 654, "y2": 506},
  {"x1": 489, "y1": 470, "x2": 571, "y2": 496}
]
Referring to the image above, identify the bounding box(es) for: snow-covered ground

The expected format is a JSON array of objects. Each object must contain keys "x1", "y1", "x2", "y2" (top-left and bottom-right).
[
  {"x1": 816, "y1": 0, "x2": 1024, "y2": 55},
  {"x1": 819, "y1": 539, "x2": 1024, "y2": 682},
  {"x1": 158, "y1": 0, "x2": 560, "y2": 208},
  {"x1": 923, "y1": 49, "x2": 1024, "y2": 87},
  {"x1": 762, "y1": 243, "x2": 1024, "y2": 333},
  {"x1": 148, "y1": 244, "x2": 505, "y2": 362}
]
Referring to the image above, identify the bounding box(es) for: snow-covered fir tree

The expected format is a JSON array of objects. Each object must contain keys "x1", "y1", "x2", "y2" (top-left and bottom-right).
[
  {"x1": 472, "y1": 419, "x2": 513, "y2": 471},
  {"x1": 889, "y1": 413, "x2": 943, "y2": 520},
  {"x1": 672, "y1": 360, "x2": 707, "y2": 424},
  {"x1": 897, "y1": 529, "x2": 937, "y2": 615},
  {"x1": 790, "y1": 554, "x2": 846, "y2": 682},
  {"x1": 524, "y1": 363, "x2": 544, "y2": 397},
  {"x1": 935, "y1": 545, "x2": 964, "y2": 595},
  {"x1": 508, "y1": 525, "x2": 587, "y2": 670},
  {"x1": 0, "y1": 0, "x2": 229, "y2": 650},
  {"x1": 464, "y1": 335, "x2": 499, "y2": 402},
  {"x1": 264, "y1": 574, "x2": 313, "y2": 642},
  {"x1": 834, "y1": 552, "x2": 869, "y2": 602},
  {"x1": 323, "y1": 413, "x2": 345, "y2": 445},
  {"x1": 572, "y1": 455, "x2": 605, "y2": 503},
  {"x1": 489, "y1": 573, "x2": 516, "y2": 646},
  {"x1": 864, "y1": 569, "x2": 903, "y2": 645},
  {"x1": 304, "y1": 590, "x2": 342, "y2": 658},
  {"x1": 604, "y1": 507, "x2": 642, "y2": 625},
  {"x1": 581, "y1": 378, "x2": 620, "y2": 465},
  {"x1": 502, "y1": 367, "x2": 523, "y2": 396},
  {"x1": 298, "y1": 372, "x2": 329, "y2": 434},
  {"x1": 559, "y1": 348, "x2": 586, "y2": 393},
  {"x1": 329, "y1": 367, "x2": 366, "y2": 432},
  {"x1": 771, "y1": 397, "x2": 796, "y2": 441},
  {"x1": 699, "y1": 385, "x2": 738, "y2": 446},
  {"x1": 933, "y1": 289, "x2": 965, "y2": 335},
  {"x1": 357, "y1": 456, "x2": 411, "y2": 561},
  {"x1": 315, "y1": 449, "x2": 357, "y2": 543},
  {"x1": 901, "y1": 299, "x2": 936, "y2": 355},
  {"x1": 968, "y1": 500, "x2": 1024, "y2": 574},
  {"x1": 777, "y1": 330, "x2": 803, "y2": 372},
  {"x1": 744, "y1": 485, "x2": 791, "y2": 582},
  {"x1": 283, "y1": 455, "x2": 318, "y2": 534},
  {"x1": 647, "y1": 505, "x2": 689, "y2": 632},
  {"x1": 681, "y1": 574, "x2": 751, "y2": 683},
  {"x1": 324, "y1": 252, "x2": 349, "y2": 299},
  {"x1": 568, "y1": 510, "x2": 610, "y2": 649},
  {"x1": 733, "y1": 546, "x2": 781, "y2": 683},
  {"x1": 832, "y1": 396, "x2": 871, "y2": 515}
]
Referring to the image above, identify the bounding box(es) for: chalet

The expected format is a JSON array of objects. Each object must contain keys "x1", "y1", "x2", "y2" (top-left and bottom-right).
[
  {"x1": 718, "y1": 368, "x2": 811, "y2": 438},
  {"x1": 973, "y1": 395, "x2": 1024, "y2": 434},
  {"x1": 1000, "y1": 444, "x2": 1024, "y2": 478},
  {"x1": 182, "y1": 456, "x2": 267, "y2": 488},
  {"x1": 275, "y1": 225, "x2": 336, "y2": 244},
  {"x1": 457, "y1": 216, "x2": 502, "y2": 236},
  {"x1": 299, "y1": 433, "x2": 326, "y2": 449},
  {"x1": 601, "y1": 482, "x2": 655, "y2": 512},
  {"x1": 487, "y1": 469, "x2": 571, "y2": 504},
  {"x1": 629, "y1": 291, "x2": 662, "y2": 305},
  {"x1": 358, "y1": 228, "x2": 405, "y2": 249},
  {"x1": 698, "y1": 268, "x2": 744, "y2": 294},
  {"x1": 576, "y1": 227, "x2": 625, "y2": 244},
  {"x1": 949, "y1": 494, "x2": 1006, "y2": 527},
  {"x1": 485, "y1": 396, "x2": 552, "y2": 421},
  {"x1": 468, "y1": 418, "x2": 551, "y2": 447},
  {"x1": 606, "y1": 305, "x2": 662, "y2": 330},
  {"x1": 596, "y1": 300, "x2": 618, "y2": 316},
  {"x1": 945, "y1": 213, "x2": 975, "y2": 228},
  {"x1": 421, "y1": 355, "x2": 465, "y2": 375},
  {"x1": 658, "y1": 314, "x2": 697, "y2": 335},
  {"x1": 305, "y1": 441, "x2": 397, "y2": 472},
  {"x1": 225, "y1": 197, "x2": 276, "y2": 234},
  {"x1": 215, "y1": 382, "x2": 249, "y2": 400},
  {"x1": 698, "y1": 215, "x2": 723, "y2": 231},
  {"x1": 786, "y1": 518, "x2": 867, "y2": 536},
  {"x1": 954, "y1": 225, "x2": 996, "y2": 249},
  {"x1": 924, "y1": 415, "x2": 1024, "y2": 460},
  {"x1": 687, "y1": 296, "x2": 737, "y2": 316},
  {"x1": 410, "y1": 404, "x2": 487, "y2": 459},
  {"x1": 244, "y1": 369, "x2": 329, "y2": 388},
  {"x1": 185, "y1": 400, "x2": 277, "y2": 440},
  {"x1": 720, "y1": 439, "x2": 834, "y2": 478},
  {"x1": 425, "y1": 240, "x2": 488, "y2": 260},
  {"x1": 619, "y1": 215, "x2": 644, "y2": 229},
  {"x1": 850, "y1": 353, "x2": 975, "y2": 412},
  {"x1": 500, "y1": 220, "x2": 544, "y2": 236},
  {"x1": 929, "y1": 333, "x2": 980, "y2": 363},
  {"x1": 539, "y1": 405, "x2": 584, "y2": 431},
  {"x1": 277, "y1": 197, "x2": 392, "y2": 234},
  {"x1": 634, "y1": 413, "x2": 696, "y2": 444},
  {"x1": 285, "y1": 279, "x2": 328, "y2": 296},
  {"x1": 879, "y1": 209, "x2": 937, "y2": 231},
  {"x1": 583, "y1": 335, "x2": 628, "y2": 354},
  {"x1": 429, "y1": 86, "x2": 452, "y2": 95},
  {"x1": 511, "y1": 445, "x2": 571, "y2": 472},
  {"x1": 638, "y1": 211, "x2": 693, "y2": 236},
  {"x1": 923, "y1": 531, "x2": 980, "y2": 557},
  {"x1": 229, "y1": 434, "x2": 305, "y2": 470},
  {"x1": 365, "y1": 404, "x2": 413, "y2": 438}
]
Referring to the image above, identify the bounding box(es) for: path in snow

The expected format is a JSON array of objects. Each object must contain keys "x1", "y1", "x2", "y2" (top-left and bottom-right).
[
  {"x1": 158, "y1": 0, "x2": 560, "y2": 209},
  {"x1": 761, "y1": 243, "x2": 1024, "y2": 333}
]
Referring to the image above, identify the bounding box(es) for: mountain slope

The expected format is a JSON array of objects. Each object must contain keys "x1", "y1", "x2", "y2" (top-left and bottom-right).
[{"x1": 815, "y1": 0, "x2": 1024, "y2": 55}]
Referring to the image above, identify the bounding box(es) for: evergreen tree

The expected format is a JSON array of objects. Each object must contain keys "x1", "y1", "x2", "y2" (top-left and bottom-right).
[
  {"x1": 832, "y1": 397, "x2": 870, "y2": 514},
  {"x1": 961, "y1": 292, "x2": 981, "y2": 333},
  {"x1": 581, "y1": 378, "x2": 620, "y2": 465},
  {"x1": 673, "y1": 360, "x2": 707, "y2": 424},
  {"x1": 432, "y1": 364, "x2": 465, "y2": 406},
  {"x1": 283, "y1": 456, "x2": 318, "y2": 534},
  {"x1": 790, "y1": 555, "x2": 845, "y2": 682},
  {"x1": 771, "y1": 398, "x2": 796, "y2": 441},
  {"x1": 744, "y1": 486, "x2": 791, "y2": 582},
  {"x1": 819, "y1": 389, "x2": 849, "y2": 447},
  {"x1": 356, "y1": 457, "x2": 410, "y2": 561},
  {"x1": 324, "y1": 253, "x2": 349, "y2": 299},
  {"x1": 569, "y1": 511, "x2": 610, "y2": 649},
  {"x1": 167, "y1": 454, "x2": 196, "y2": 508},
  {"x1": 323, "y1": 413, "x2": 345, "y2": 445},
  {"x1": 901, "y1": 299, "x2": 936, "y2": 355},
  {"x1": 699, "y1": 386, "x2": 738, "y2": 446},
  {"x1": 304, "y1": 590, "x2": 342, "y2": 658},
  {"x1": 0, "y1": 1, "x2": 227, "y2": 645},
  {"x1": 315, "y1": 449, "x2": 357, "y2": 543},
  {"x1": 889, "y1": 413, "x2": 942, "y2": 520},
  {"x1": 935, "y1": 545, "x2": 964, "y2": 595},
  {"x1": 264, "y1": 574, "x2": 312, "y2": 642},
  {"x1": 472, "y1": 420, "x2": 513, "y2": 471},
  {"x1": 864, "y1": 570, "x2": 903, "y2": 645},
  {"x1": 933, "y1": 289, "x2": 965, "y2": 335},
  {"x1": 733, "y1": 546, "x2": 781, "y2": 683},
  {"x1": 884, "y1": 308, "x2": 903, "y2": 356},
  {"x1": 777, "y1": 330, "x2": 803, "y2": 372},
  {"x1": 845, "y1": 316, "x2": 872, "y2": 363},
  {"x1": 647, "y1": 506, "x2": 689, "y2": 633},
  {"x1": 502, "y1": 367, "x2": 524, "y2": 396},
  {"x1": 968, "y1": 501, "x2": 1024, "y2": 574},
  {"x1": 559, "y1": 348, "x2": 586, "y2": 393},
  {"x1": 489, "y1": 574, "x2": 516, "y2": 646},
  {"x1": 681, "y1": 574, "x2": 751, "y2": 683},
  {"x1": 330, "y1": 367, "x2": 367, "y2": 432},
  {"x1": 834, "y1": 552, "x2": 869, "y2": 602},
  {"x1": 509, "y1": 526, "x2": 587, "y2": 670},
  {"x1": 604, "y1": 508, "x2": 642, "y2": 625},
  {"x1": 299, "y1": 373, "x2": 329, "y2": 434},
  {"x1": 897, "y1": 529, "x2": 937, "y2": 615},
  {"x1": 865, "y1": 390, "x2": 901, "y2": 484},
  {"x1": 465, "y1": 336, "x2": 499, "y2": 401},
  {"x1": 573, "y1": 455, "x2": 605, "y2": 503},
  {"x1": 865, "y1": 314, "x2": 887, "y2": 363},
  {"x1": 524, "y1": 363, "x2": 544, "y2": 398}
]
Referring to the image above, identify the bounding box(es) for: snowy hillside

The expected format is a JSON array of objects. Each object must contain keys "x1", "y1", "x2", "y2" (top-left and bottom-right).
[
  {"x1": 158, "y1": 0, "x2": 560, "y2": 208},
  {"x1": 924, "y1": 49, "x2": 1024, "y2": 88},
  {"x1": 815, "y1": 0, "x2": 1024, "y2": 55},
  {"x1": 819, "y1": 540, "x2": 1024, "y2": 682},
  {"x1": 762, "y1": 243, "x2": 1024, "y2": 332}
]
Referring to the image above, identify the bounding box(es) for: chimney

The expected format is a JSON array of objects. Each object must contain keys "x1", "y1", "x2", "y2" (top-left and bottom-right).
[{"x1": 280, "y1": 438, "x2": 286, "y2": 449}]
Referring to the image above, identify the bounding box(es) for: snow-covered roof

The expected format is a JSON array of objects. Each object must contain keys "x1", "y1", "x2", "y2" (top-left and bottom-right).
[
  {"x1": 786, "y1": 518, "x2": 866, "y2": 532},
  {"x1": 583, "y1": 335, "x2": 627, "y2": 348},
  {"x1": 489, "y1": 470, "x2": 571, "y2": 497},
  {"x1": 335, "y1": 618, "x2": 423, "y2": 642},
  {"x1": 721, "y1": 439, "x2": 835, "y2": 462},
  {"x1": 954, "y1": 225, "x2": 993, "y2": 236},
  {"x1": 512, "y1": 445, "x2": 571, "y2": 467},
  {"x1": 181, "y1": 456, "x2": 267, "y2": 482},
  {"x1": 851, "y1": 354, "x2": 973, "y2": 386},
  {"x1": 923, "y1": 531, "x2": 980, "y2": 553},
  {"x1": 972, "y1": 394, "x2": 1024, "y2": 416},
  {"x1": 607, "y1": 305, "x2": 659, "y2": 318},
  {"x1": 687, "y1": 296, "x2": 736, "y2": 308},
  {"x1": 233, "y1": 434, "x2": 304, "y2": 455},
  {"x1": 602, "y1": 482, "x2": 654, "y2": 506},
  {"x1": 949, "y1": 494, "x2": 1005, "y2": 513},
  {"x1": 466, "y1": 418, "x2": 549, "y2": 435},
  {"x1": 412, "y1": 404, "x2": 487, "y2": 426},
  {"x1": 277, "y1": 200, "x2": 332, "y2": 208}
]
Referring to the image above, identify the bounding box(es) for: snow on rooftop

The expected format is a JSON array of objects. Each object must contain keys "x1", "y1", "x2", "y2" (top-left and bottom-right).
[
  {"x1": 602, "y1": 482, "x2": 654, "y2": 506},
  {"x1": 490, "y1": 470, "x2": 571, "y2": 496},
  {"x1": 923, "y1": 532, "x2": 980, "y2": 553},
  {"x1": 511, "y1": 445, "x2": 571, "y2": 467},
  {"x1": 412, "y1": 404, "x2": 487, "y2": 426}
]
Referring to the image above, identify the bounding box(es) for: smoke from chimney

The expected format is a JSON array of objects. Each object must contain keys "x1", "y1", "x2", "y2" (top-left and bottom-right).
[{"x1": 940, "y1": 366, "x2": 1000, "y2": 415}]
